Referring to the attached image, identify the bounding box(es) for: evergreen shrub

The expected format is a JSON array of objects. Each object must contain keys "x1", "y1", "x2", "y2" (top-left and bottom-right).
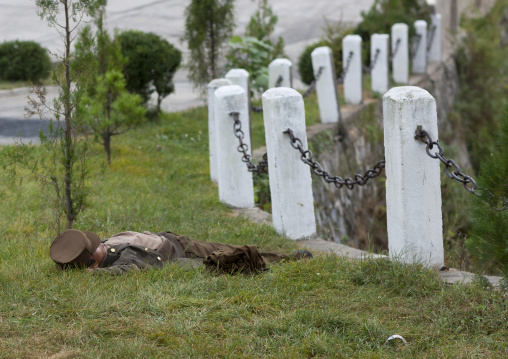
[
  {"x1": 466, "y1": 105, "x2": 508, "y2": 275},
  {"x1": 297, "y1": 41, "x2": 325, "y2": 86},
  {"x1": 0, "y1": 40, "x2": 51, "y2": 82},
  {"x1": 297, "y1": 20, "x2": 353, "y2": 85},
  {"x1": 182, "y1": 0, "x2": 235, "y2": 91},
  {"x1": 454, "y1": 0, "x2": 508, "y2": 171},
  {"x1": 117, "y1": 30, "x2": 181, "y2": 113},
  {"x1": 354, "y1": 0, "x2": 430, "y2": 65}
]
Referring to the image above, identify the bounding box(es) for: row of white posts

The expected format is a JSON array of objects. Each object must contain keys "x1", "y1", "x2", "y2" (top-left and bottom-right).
[
  {"x1": 211, "y1": 15, "x2": 442, "y2": 130},
  {"x1": 206, "y1": 14, "x2": 445, "y2": 267},
  {"x1": 208, "y1": 82, "x2": 444, "y2": 267},
  {"x1": 312, "y1": 15, "x2": 442, "y2": 122},
  {"x1": 237, "y1": 15, "x2": 442, "y2": 126}
]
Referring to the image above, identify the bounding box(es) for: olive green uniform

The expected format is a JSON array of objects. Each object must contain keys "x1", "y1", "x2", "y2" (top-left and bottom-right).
[{"x1": 92, "y1": 231, "x2": 294, "y2": 275}]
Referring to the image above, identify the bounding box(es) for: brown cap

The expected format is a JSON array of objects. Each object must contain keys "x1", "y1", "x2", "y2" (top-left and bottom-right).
[{"x1": 50, "y1": 229, "x2": 101, "y2": 268}]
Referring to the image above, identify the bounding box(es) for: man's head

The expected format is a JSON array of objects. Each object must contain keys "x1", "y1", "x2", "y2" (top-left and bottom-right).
[
  {"x1": 50, "y1": 229, "x2": 102, "y2": 268},
  {"x1": 87, "y1": 243, "x2": 107, "y2": 269}
]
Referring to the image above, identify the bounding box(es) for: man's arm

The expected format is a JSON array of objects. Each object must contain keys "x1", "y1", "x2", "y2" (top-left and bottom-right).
[{"x1": 91, "y1": 244, "x2": 165, "y2": 275}]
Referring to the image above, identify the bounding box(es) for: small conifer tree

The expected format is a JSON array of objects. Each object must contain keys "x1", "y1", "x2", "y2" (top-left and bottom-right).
[
  {"x1": 79, "y1": 3, "x2": 146, "y2": 164},
  {"x1": 466, "y1": 104, "x2": 508, "y2": 275},
  {"x1": 1, "y1": 0, "x2": 102, "y2": 232},
  {"x1": 245, "y1": 0, "x2": 284, "y2": 57},
  {"x1": 182, "y1": 0, "x2": 235, "y2": 90}
]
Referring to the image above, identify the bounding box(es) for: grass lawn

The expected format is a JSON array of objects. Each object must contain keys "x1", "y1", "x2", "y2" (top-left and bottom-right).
[
  {"x1": 0, "y1": 79, "x2": 53, "y2": 91},
  {"x1": 0, "y1": 95, "x2": 507, "y2": 358}
]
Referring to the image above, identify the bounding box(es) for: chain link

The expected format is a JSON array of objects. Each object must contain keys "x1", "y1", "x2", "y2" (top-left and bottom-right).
[
  {"x1": 250, "y1": 75, "x2": 288, "y2": 113},
  {"x1": 415, "y1": 128, "x2": 507, "y2": 211},
  {"x1": 283, "y1": 128, "x2": 385, "y2": 190},
  {"x1": 251, "y1": 105, "x2": 263, "y2": 113},
  {"x1": 427, "y1": 25, "x2": 436, "y2": 52},
  {"x1": 364, "y1": 48, "x2": 381, "y2": 73},
  {"x1": 389, "y1": 38, "x2": 401, "y2": 62},
  {"x1": 230, "y1": 112, "x2": 268, "y2": 175},
  {"x1": 415, "y1": 128, "x2": 478, "y2": 193},
  {"x1": 251, "y1": 75, "x2": 284, "y2": 113},
  {"x1": 275, "y1": 75, "x2": 283, "y2": 87},
  {"x1": 363, "y1": 48, "x2": 381, "y2": 73},
  {"x1": 302, "y1": 66, "x2": 324, "y2": 98},
  {"x1": 336, "y1": 51, "x2": 354, "y2": 85},
  {"x1": 410, "y1": 34, "x2": 422, "y2": 60}
]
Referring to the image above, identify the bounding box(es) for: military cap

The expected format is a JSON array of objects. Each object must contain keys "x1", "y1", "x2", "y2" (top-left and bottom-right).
[{"x1": 50, "y1": 229, "x2": 101, "y2": 267}]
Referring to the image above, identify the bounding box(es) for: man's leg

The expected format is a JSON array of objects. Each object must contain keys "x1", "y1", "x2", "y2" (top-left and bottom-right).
[{"x1": 160, "y1": 231, "x2": 312, "y2": 267}]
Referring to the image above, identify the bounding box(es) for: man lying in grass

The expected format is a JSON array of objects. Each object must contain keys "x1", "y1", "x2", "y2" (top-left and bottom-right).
[{"x1": 50, "y1": 229, "x2": 312, "y2": 275}]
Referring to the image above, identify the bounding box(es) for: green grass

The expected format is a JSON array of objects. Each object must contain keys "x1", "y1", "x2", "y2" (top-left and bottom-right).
[
  {"x1": 0, "y1": 80, "x2": 28, "y2": 90},
  {"x1": 0, "y1": 78, "x2": 52, "y2": 90},
  {"x1": 0, "y1": 100, "x2": 507, "y2": 357}
]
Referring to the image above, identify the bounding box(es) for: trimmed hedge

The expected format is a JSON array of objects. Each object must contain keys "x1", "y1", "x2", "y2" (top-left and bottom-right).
[
  {"x1": 0, "y1": 40, "x2": 51, "y2": 82},
  {"x1": 297, "y1": 41, "x2": 325, "y2": 86},
  {"x1": 116, "y1": 30, "x2": 182, "y2": 109}
]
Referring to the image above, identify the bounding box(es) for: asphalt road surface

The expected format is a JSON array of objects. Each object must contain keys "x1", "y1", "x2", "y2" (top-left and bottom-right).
[{"x1": 0, "y1": 0, "x2": 374, "y2": 144}]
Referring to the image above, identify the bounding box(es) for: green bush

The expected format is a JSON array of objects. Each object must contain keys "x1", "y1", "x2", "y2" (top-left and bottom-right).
[
  {"x1": 297, "y1": 19, "x2": 354, "y2": 85},
  {"x1": 226, "y1": 36, "x2": 274, "y2": 94},
  {"x1": 0, "y1": 40, "x2": 51, "y2": 82},
  {"x1": 225, "y1": 0, "x2": 285, "y2": 95},
  {"x1": 116, "y1": 30, "x2": 182, "y2": 114},
  {"x1": 297, "y1": 41, "x2": 325, "y2": 86},
  {"x1": 245, "y1": 0, "x2": 285, "y2": 58},
  {"x1": 354, "y1": 0, "x2": 430, "y2": 65},
  {"x1": 454, "y1": 0, "x2": 508, "y2": 171}
]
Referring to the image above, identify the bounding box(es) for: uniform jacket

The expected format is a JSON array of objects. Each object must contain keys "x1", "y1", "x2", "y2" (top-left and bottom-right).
[
  {"x1": 92, "y1": 232, "x2": 189, "y2": 275},
  {"x1": 92, "y1": 231, "x2": 292, "y2": 275}
]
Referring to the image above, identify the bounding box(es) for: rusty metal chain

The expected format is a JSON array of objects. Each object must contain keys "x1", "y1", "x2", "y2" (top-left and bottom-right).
[
  {"x1": 415, "y1": 128, "x2": 507, "y2": 211},
  {"x1": 275, "y1": 75, "x2": 283, "y2": 87},
  {"x1": 415, "y1": 128, "x2": 477, "y2": 193},
  {"x1": 250, "y1": 76, "x2": 287, "y2": 113},
  {"x1": 363, "y1": 48, "x2": 381, "y2": 73},
  {"x1": 336, "y1": 51, "x2": 354, "y2": 85},
  {"x1": 411, "y1": 34, "x2": 422, "y2": 60},
  {"x1": 251, "y1": 105, "x2": 263, "y2": 113},
  {"x1": 427, "y1": 25, "x2": 437, "y2": 52},
  {"x1": 283, "y1": 128, "x2": 385, "y2": 190},
  {"x1": 302, "y1": 66, "x2": 324, "y2": 98},
  {"x1": 230, "y1": 112, "x2": 268, "y2": 175},
  {"x1": 251, "y1": 76, "x2": 283, "y2": 113},
  {"x1": 389, "y1": 38, "x2": 401, "y2": 62}
]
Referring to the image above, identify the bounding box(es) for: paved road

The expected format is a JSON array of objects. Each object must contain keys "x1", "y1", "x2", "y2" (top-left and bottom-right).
[{"x1": 0, "y1": 0, "x2": 374, "y2": 143}]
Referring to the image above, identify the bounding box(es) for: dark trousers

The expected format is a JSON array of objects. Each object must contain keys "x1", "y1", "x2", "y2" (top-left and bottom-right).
[{"x1": 159, "y1": 231, "x2": 292, "y2": 273}]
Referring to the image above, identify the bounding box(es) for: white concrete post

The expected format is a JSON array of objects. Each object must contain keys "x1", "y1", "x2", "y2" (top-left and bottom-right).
[
  {"x1": 371, "y1": 34, "x2": 390, "y2": 95},
  {"x1": 427, "y1": 14, "x2": 442, "y2": 62},
  {"x1": 207, "y1": 79, "x2": 233, "y2": 183},
  {"x1": 225, "y1": 68, "x2": 250, "y2": 119},
  {"x1": 383, "y1": 86, "x2": 444, "y2": 268},
  {"x1": 268, "y1": 58, "x2": 292, "y2": 88},
  {"x1": 214, "y1": 85, "x2": 255, "y2": 208},
  {"x1": 342, "y1": 35, "x2": 363, "y2": 105},
  {"x1": 391, "y1": 23, "x2": 409, "y2": 85},
  {"x1": 412, "y1": 20, "x2": 428, "y2": 74},
  {"x1": 262, "y1": 88, "x2": 317, "y2": 240},
  {"x1": 311, "y1": 46, "x2": 341, "y2": 124}
]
